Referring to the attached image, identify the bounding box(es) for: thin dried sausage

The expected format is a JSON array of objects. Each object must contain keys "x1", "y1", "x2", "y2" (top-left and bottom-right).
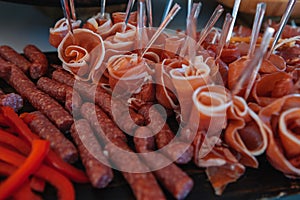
[
  {"x1": 0, "y1": 45, "x2": 31, "y2": 72},
  {"x1": 134, "y1": 126, "x2": 194, "y2": 200},
  {"x1": 70, "y1": 119, "x2": 113, "y2": 188},
  {"x1": 23, "y1": 111, "x2": 78, "y2": 163},
  {"x1": 24, "y1": 44, "x2": 48, "y2": 79}
]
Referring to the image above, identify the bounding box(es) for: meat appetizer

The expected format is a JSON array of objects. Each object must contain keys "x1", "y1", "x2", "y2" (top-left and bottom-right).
[{"x1": 1, "y1": 0, "x2": 300, "y2": 199}]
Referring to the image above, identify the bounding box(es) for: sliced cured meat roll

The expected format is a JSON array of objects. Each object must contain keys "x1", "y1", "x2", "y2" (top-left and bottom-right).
[
  {"x1": 225, "y1": 96, "x2": 268, "y2": 168},
  {"x1": 111, "y1": 11, "x2": 137, "y2": 26},
  {"x1": 49, "y1": 18, "x2": 81, "y2": 48},
  {"x1": 192, "y1": 131, "x2": 245, "y2": 195},
  {"x1": 58, "y1": 28, "x2": 105, "y2": 81},
  {"x1": 107, "y1": 54, "x2": 155, "y2": 103},
  {"x1": 169, "y1": 56, "x2": 211, "y2": 124},
  {"x1": 83, "y1": 12, "x2": 112, "y2": 34},
  {"x1": 190, "y1": 85, "x2": 231, "y2": 135},
  {"x1": 252, "y1": 72, "x2": 294, "y2": 106},
  {"x1": 259, "y1": 94, "x2": 300, "y2": 178}
]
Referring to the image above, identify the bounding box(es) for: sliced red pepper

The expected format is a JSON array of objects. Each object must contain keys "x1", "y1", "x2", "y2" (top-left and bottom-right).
[
  {"x1": 0, "y1": 128, "x2": 31, "y2": 155},
  {"x1": 0, "y1": 139, "x2": 49, "y2": 199},
  {"x1": 30, "y1": 176, "x2": 46, "y2": 193},
  {"x1": 0, "y1": 145, "x2": 75, "y2": 200},
  {"x1": 46, "y1": 150, "x2": 89, "y2": 183},
  {"x1": 13, "y1": 180, "x2": 42, "y2": 200},
  {"x1": 1, "y1": 106, "x2": 38, "y2": 142},
  {"x1": 20, "y1": 112, "x2": 37, "y2": 124},
  {"x1": 0, "y1": 162, "x2": 42, "y2": 200},
  {"x1": 1, "y1": 106, "x2": 89, "y2": 183},
  {"x1": 0, "y1": 112, "x2": 7, "y2": 127}
]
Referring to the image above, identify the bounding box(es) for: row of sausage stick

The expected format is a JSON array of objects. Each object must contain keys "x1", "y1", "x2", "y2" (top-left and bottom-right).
[{"x1": 0, "y1": 45, "x2": 195, "y2": 200}]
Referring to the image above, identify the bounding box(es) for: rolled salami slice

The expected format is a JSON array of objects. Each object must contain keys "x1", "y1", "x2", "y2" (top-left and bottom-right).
[
  {"x1": 169, "y1": 55, "x2": 211, "y2": 123},
  {"x1": 83, "y1": 12, "x2": 112, "y2": 34}
]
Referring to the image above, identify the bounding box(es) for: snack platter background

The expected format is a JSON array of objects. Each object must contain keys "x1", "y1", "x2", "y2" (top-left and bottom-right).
[{"x1": 0, "y1": 0, "x2": 300, "y2": 199}]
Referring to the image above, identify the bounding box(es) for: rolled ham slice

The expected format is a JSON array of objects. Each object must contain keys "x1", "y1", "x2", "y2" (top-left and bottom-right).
[
  {"x1": 83, "y1": 12, "x2": 112, "y2": 34},
  {"x1": 103, "y1": 23, "x2": 137, "y2": 61},
  {"x1": 252, "y1": 71, "x2": 294, "y2": 106},
  {"x1": 259, "y1": 94, "x2": 300, "y2": 178},
  {"x1": 107, "y1": 54, "x2": 154, "y2": 103},
  {"x1": 192, "y1": 131, "x2": 245, "y2": 195},
  {"x1": 155, "y1": 57, "x2": 194, "y2": 112},
  {"x1": 225, "y1": 96, "x2": 268, "y2": 168},
  {"x1": 100, "y1": 22, "x2": 136, "y2": 41},
  {"x1": 58, "y1": 28, "x2": 105, "y2": 81},
  {"x1": 169, "y1": 56, "x2": 211, "y2": 124},
  {"x1": 112, "y1": 11, "x2": 137, "y2": 26},
  {"x1": 259, "y1": 54, "x2": 286, "y2": 74},
  {"x1": 189, "y1": 85, "x2": 232, "y2": 134},
  {"x1": 228, "y1": 54, "x2": 286, "y2": 96},
  {"x1": 49, "y1": 18, "x2": 81, "y2": 48}
]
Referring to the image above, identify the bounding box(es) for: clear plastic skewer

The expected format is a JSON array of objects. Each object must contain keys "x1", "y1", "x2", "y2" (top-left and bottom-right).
[
  {"x1": 60, "y1": 0, "x2": 74, "y2": 34},
  {"x1": 225, "y1": 0, "x2": 241, "y2": 44},
  {"x1": 197, "y1": 4, "x2": 224, "y2": 46},
  {"x1": 141, "y1": 3, "x2": 181, "y2": 58},
  {"x1": 161, "y1": 0, "x2": 173, "y2": 23},
  {"x1": 146, "y1": 0, "x2": 153, "y2": 27},
  {"x1": 100, "y1": 0, "x2": 106, "y2": 18},
  {"x1": 122, "y1": 0, "x2": 136, "y2": 32},
  {"x1": 232, "y1": 27, "x2": 275, "y2": 99},
  {"x1": 266, "y1": 0, "x2": 296, "y2": 58},
  {"x1": 216, "y1": 13, "x2": 233, "y2": 60}
]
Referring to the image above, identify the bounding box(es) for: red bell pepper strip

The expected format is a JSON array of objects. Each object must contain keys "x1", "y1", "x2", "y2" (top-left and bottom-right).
[
  {"x1": 0, "y1": 139, "x2": 49, "y2": 199},
  {"x1": 45, "y1": 150, "x2": 89, "y2": 183},
  {"x1": 0, "y1": 128, "x2": 31, "y2": 155},
  {"x1": 0, "y1": 112, "x2": 7, "y2": 126},
  {"x1": 1, "y1": 107, "x2": 39, "y2": 142},
  {"x1": 0, "y1": 162, "x2": 42, "y2": 200},
  {"x1": 0, "y1": 145, "x2": 75, "y2": 200},
  {"x1": 30, "y1": 176, "x2": 46, "y2": 193},
  {"x1": 1, "y1": 106, "x2": 89, "y2": 183}
]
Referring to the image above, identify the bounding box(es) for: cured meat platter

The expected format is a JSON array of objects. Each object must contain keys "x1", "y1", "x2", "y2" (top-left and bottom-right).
[
  {"x1": 1, "y1": 52, "x2": 300, "y2": 199},
  {"x1": 1, "y1": 0, "x2": 300, "y2": 199}
]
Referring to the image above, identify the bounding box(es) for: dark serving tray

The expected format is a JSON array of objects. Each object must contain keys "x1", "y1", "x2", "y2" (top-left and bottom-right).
[{"x1": 1, "y1": 52, "x2": 300, "y2": 200}]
